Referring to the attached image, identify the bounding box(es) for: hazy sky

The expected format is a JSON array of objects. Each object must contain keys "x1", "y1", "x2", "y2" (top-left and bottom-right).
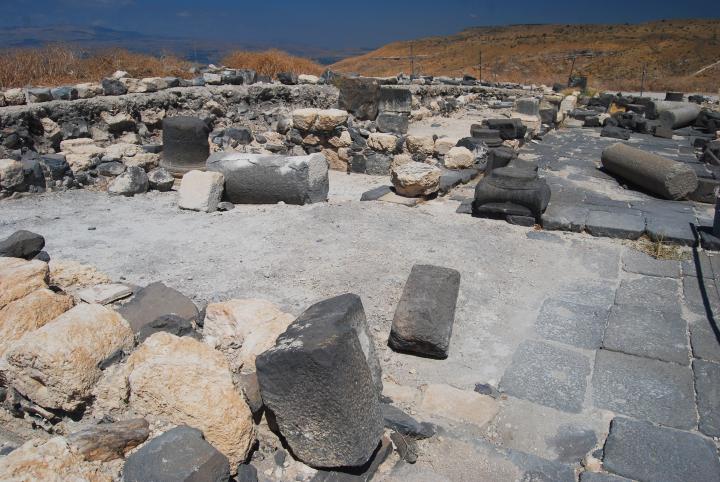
[{"x1": 1, "y1": 0, "x2": 718, "y2": 49}]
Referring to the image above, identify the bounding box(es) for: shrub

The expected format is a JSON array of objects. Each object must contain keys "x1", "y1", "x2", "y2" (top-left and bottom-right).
[{"x1": 221, "y1": 49, "x2": 323, "y2": 78}]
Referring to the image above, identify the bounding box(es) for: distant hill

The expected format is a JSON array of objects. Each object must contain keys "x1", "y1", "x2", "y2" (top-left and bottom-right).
[
  {"x1": 0, "y1": 25, "x2": 369, "y2": 66},
  {"x1": 330, "y1": 19, "x2": 720, "y2": 92}
]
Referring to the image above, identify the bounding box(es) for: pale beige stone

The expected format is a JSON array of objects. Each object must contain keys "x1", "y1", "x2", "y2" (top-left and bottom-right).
[
  {"x1": 3, "y1": 88, "x2": 26, "y2": 105},
  {"x1": 140, "y1": 108, "x2": 166, "y2": 125},
  {"x1": 0, "y1": 159, "x2": 24, "y2": 190},
  {"x1": 41, "y1": 117, "x2": 62, "y2": 143},
  {"x1": 100, "y1": 111, "x2": 135, "y2": 130},
  {"x1": 367, "y1": 132, "x2": 398, "y2": 152},
  {"x1": 391, "y1": 162, "x2": 441, "y2": 197},
  {"x1": 328, "y1": 130, "x2": 352, "y2": 148},
  {"x1": 0, "y1": 437, "x2": 114, "y2": 482},
  {"x1": 178, "y1": 170, "x2": 225, "y2": 213},
  {"x1": 204, "y1": 100, "x2": 225, "y2": 116},
  {"x1": 120, "y1": 77, "x2": 153, "y2": 93},
  {"x1": 123, "y1": 152, "x2": 160, "y2": 170},
  {"x1": 292, "y1": 108, "x2": 318, "y2": 131},
  {"x1": 406, "y1": 135, "x2": 435, "y2": 156},
  {"x1": 391, "y1": 153, "x2": 413, "y2": 172},
  {"x1": 419, "y1": 384, "x2": 498, "y2": 428},
  {"x1": 0, "y1": 288, "x2": 74, "y2": 357},
  {"x1": 104, "y1": 142, "x2": 142, "y2": 162},
  {"x1": 302, "y1": 134, "x2": 321, "y2": 146},
  {"x1": 298, "y1": 74, "x2": 320, "y2": 84},
  {"x1": 49, "y1": 259, "x2": 112, "y2": 291},
  {"x1": 121, "y1": 333, "x2": 256, "y2": 466},
  {"x1": 60, "y1": 138, "x2": 105, "y2": 173},
  {"x1": 314, "y1": 109, "x2": 348, "y2": 131},
  {"x1": 5, "y1": 304, "x2": 134, "y2": 412},
  {"x1": 203, "y1": 299, "x2": 294, "y2": 373},
  {"x1": 337, "y1": 147, "x2": 351, "y2": 162},
  {"x1": 0, "y1": 258, "x2": 48, "y2": 310},
  {"x1": 321, "y1": 149, "x2": 347, "y2": 172},
  {"x1": 141, "y1": 77, "x2": 169, "y2": 90},
  {"x1": 434, "y1": 137, "x2": 459, "y2": 156},
  {"x1": 75, "y1": 82, "x2": 103, "y2": 99},
  {"x1": 444, "y1": 146, "x2": 475, "y2": 169}
]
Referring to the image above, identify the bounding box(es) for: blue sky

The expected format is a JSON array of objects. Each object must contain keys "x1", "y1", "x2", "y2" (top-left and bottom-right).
[{"x1": 1, "y1": 0, "x2": 718, "y2": 49}]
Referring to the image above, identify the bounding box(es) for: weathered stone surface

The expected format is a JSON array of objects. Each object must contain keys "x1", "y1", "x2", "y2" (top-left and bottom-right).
[
  {"x1": 585, "y1": 210, "x2": 645, "y2": 240},
  {"x1": 693, "y1": 359, "x2": 720, "y2": 437},
  {"x1": 418, "y1": 384, "x2": 498, "y2": 428},
  {"x1": 256, "y1": 294, "x2": 384, "y2": 468},
  {"x1": 161, "y1": 116, "x2": 211, "y2": 176},
  {"x1": 118, "y1": 281, "x2": 199, "y2": 333},
  {"x1": 381, "y1": 404, "x2": 435, "y2": 439},
  {"x1": 122, "y1": 426, "x2": 231, "y2": 482},
  {"x1": 535, "y1": 298, "x2": 609, "y2": 349},
  {"x1": 434, "y1": 137, "x2": 460, "y2": 156},
  {"x1": 136, "y1": 314, "x2": 196, "y2": 343},
  {"x1": 207, "y1": 152, "x2": 329, "y2": 205},
  {"x1": 48, "y1": 259, "x2": 111, "y2": 291},
  {"x1": 5, "y1": 304, "x2": 134, "y2": 412},
  {"x1": 59, "y1": 138, "x2": 105, "y2": 172},
  {"x1": 603, "y1": 417, "x2": 720, "y2": 482},
  {"x1": 0, "y1": 437, "x2": 114, "y2": 481},
  {"x1": 203, "y1": 298, "x2": 294, "y2": 373},
  {"x1": 77, "y1": 283, "x2": 132, "y2": 305},
  {"x1": 500, "y1": 340, "x2": 591, "y2": 413},
  {"x1": 0, "y1": 230, "x2": 45, "y2": 260},
  {"x1": 0, "y1": 257, "x2": 48, "y2": 309},
  {"x1": 376, "y1": 112, "x2": 409, "y2": 134},
  {"x1": 406, "y1": 135, "x2": 435, "y2": 156},
  {"x1": 147, "y1": 167, "x2": 175, "y2": 192},
  {"x1": 314, "y1": 109, "x2": 348, "y2": 131},
  {"x1": 115, "y1": 333, "x2": 255, "y2": 466},
  {"x1": 389, "y1": 264, "x2": 460, "y2": 359},
  {"x1": 67, "y1": 418, "x2": 149, "y2": 462},
  {"x1": 367, "y1": 132, "x2": 398, "y2": 152},
  {"x1": 0, "y1": 288, "x2": 74, "y2": 357},
  {"x1": 391, "y1": 162, "x2": 441, "y2": 197},
  {"x1": 97, "y1": 161, "x2": 126, "y2": 177},
  {"x1": 0, "y1": 159, "x2": 25, "y2": 190},
  {"x1": 178, "y1": 170, "x2": 224, "y2": 212},
  {"x1": 614, "y1": 276, "x2": 679, "y2": 312},
  {"x1": 107, "y1": 166, "x2": 149, "y2": 197},
  {"x1": 336, "y1": 77, "x2": 381, "y2": 120},
  {"x1": 444, "y1": 146, "x2": 475, "y2": 169},
  {"x1": 621, "y1": 249, "x2": 681, "y2": 278},
  {"x1": 292, "y1": 108, "x2": 318, "y2": 131},
  {"x1": 591, "y1": 349, "x2": 695, "y2": 429},
  {"x1": 473, "y1": 167, "x2": 550, "y2": 220}
]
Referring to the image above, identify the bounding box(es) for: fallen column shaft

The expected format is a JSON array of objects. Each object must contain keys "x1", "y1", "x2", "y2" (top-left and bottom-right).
[{"x1": 601, "y1": 143, "x2": 698, "y2": 200}]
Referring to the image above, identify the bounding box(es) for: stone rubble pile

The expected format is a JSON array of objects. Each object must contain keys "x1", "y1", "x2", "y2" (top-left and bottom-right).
[{"x1": 0, "y1": 227, "x2": 471, "y2": 480}]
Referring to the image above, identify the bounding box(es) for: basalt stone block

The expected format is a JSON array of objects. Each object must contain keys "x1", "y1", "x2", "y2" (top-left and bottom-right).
[
  {"x1": 378, "y1": 87, "x2": 412, "y2": 114},
  {"x1": 482, "y1": 119, "x2": 527, "y2": 140},
  {"x1": 101, "y1": 78, "x2": 127, "y2": 96},
  {"x1": 161, "y1": 117, "x2": 210, "y2": 177},
  {"x1": 118, "y1": 281, "x2": 200, "y2": 334},
  {"x1": 39, "y1": 154, "x2": 70, "y2": 180},
  {"x1": 97, "y1": 161, "x2": 126, "y2": 177},
  {"x1": 389, "y1": 264, "x2": 461, "y2": 359},
  {"x1": 665, "y1": 92, "x2": 684, "y2": 101},
  {"x1": 469, "y1": 126, "x2": 503, "y2": 147},
  {"x1": 256, "y1": 293, "x2": 384, "y2": 468},
  {"x1": 456, "y1": 137, "x2": 490, "y2": 155},
  {"x1": 376, "y1": 112, "x2": 409, "y2": 134},
  {"x1": 600, "y1": 126, "x2": 630, "y2": 140},
  {"x1": 123, "y1": 426, "x2": 230, "y2": 482},
  {"x1": 26, "y1": 88, "x2": 52, "y2": 103},
  {"x1": 277, "y1": 72, "x2": 298, "y2": 85},
  {"x1": 51, "y1": 86, "x2": 78, "y2": 101},
  {"x1": 381, "y1": 404, "x2": 435, "y2": 439},
  {"x1": 472, "y1": 167, "x2": 551, "y2": 221},
  {"x1": 486, "y1": 146, "x2": 517, "y2": 172},
  {"x1": 136, "y1": 314, "x2": 197, "y2": 343},
  {"x1": 0, "y1": 230, "x2": 45, "y2": 260},
  {"x1": 336, "y1": 77, "x2": 381, "y2": 121},
  {"x1": 224, "y1": 127, "x2": 254, "y2": 145},
  {"x1": 513, "y1": 98, "x2": 540, "y2": 116},
  {"x1": 206, "y1": 152, "x2": 329, "y2": 205}
]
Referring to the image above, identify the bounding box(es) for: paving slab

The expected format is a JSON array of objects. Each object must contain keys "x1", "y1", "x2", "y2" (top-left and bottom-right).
[
  {"x1": 689, "y1": 319, "x2": 720, "y2": 362},
  {"x1": 693, "y1": 359, "x2": 720, "y2": 437},
  {"x1": 683, "y1": 275, "x2": 720, "y2": 316},
  {"x1": 603, "y1": 417, "x2": 720, "y2": 482},
  {"x1": 579, "y1": 472, "x2": 633, "y2": 482},
  {"x1": 535, "y1": 298, "x2": 610, "y2": 349},
  {"x1": 681, "y1": 252, "x2": 715, "y2": 279},
  {"x1": 614, "y1": 277, "x2": 680, "y2": 312},
  {"x1": 586, "y1": 210, "x2": 645, "y2": 240},
  {"x1": 542, "y1": 203, "x2": 589, "y2": 232},
  {"x1": 645, "y1": 214, "x2": 696, "y2": 246},
  {"x1": 602, "y1": 305, "x2": 689, "y2": 364},
  {"x1": 591, "y1": 349, "x2": 696, "y2": 429},
  {"x1": 499, "y1": 340, "x2": 591, "y2": 413},
  {"x1": 554, "y1": 279, "x2": 617, "y2": 307},
  {"x1": 621, "y1": 249, "x2": 681, "y2": 278}
]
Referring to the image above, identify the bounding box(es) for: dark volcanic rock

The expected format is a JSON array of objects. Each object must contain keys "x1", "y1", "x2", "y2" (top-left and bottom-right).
[
  {"x1": 136, "y1": 314, "x2": 197, "y2": 344},
  {"x1": 277, "y1": 72, "x2": 299, "y2": 85},
  {"x1": 256, "y1": 293, "x2": 384, "y2": 468},
  {"x1": 0, "y1": 230, "x2": 45, "y2": 260},
  {"x1": 122, "y1": 426, "x2": 230, "y2": 482},
  {"x1": 388, "y1": 264, "x2": 461, "y2": 359},
  {"x1": 147, "y1": 167, "x2": 175, "y2": 192},
  {"x1": 118, "y1": 281, "x2": 199, "y2": 334},
  {"x1": 336, "y1": 77, "x2": 381, "y2": 121},
  {"x1": 101, "y1": 78, "x2": 127, "y2": 96},
  {"x1": 97, "y1": 161, "x2": 126, "y2": 177},
  {"x1": 381, "y1": 404, "x2": 435, "y2": 439},
  {"x1": 161, "y1": 116, "x2": 211, "y2": 176}
]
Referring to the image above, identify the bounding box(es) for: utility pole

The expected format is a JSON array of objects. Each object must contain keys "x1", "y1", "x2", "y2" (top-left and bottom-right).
[
  {"x1": 410, "y1": 42, "x2": 415, "y2": 77},
  {"x1": 640, "y1": 63, "x2": 647, "y2": 97}
]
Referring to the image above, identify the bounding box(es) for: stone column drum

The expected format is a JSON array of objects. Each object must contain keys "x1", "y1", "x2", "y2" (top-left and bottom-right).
[{"x1": 160, "y1": 117, "x2": 210, "y2": 177}]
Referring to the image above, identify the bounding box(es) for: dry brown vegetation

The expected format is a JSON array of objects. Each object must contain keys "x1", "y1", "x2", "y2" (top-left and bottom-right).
[
  {"x1": 332, "y1": 19, "x2": 720, "y2": 93},
  {"x1": 221, "y1": 49, "x2": 324, "y2": 78},
  {"x1": 0, "y1": 45, "x2": 193, "y2": 89}
]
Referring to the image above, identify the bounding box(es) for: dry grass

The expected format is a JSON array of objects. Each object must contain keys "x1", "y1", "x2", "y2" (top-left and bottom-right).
[
  {"x1": 633, "y1": 236, "x2": 688, "y2": 261},
  {"x1": 0, "y1": 45, "x2": 192, "y2": 89},
  {"x1": 332, "y1": 19, "x2": 720, "y2": 93},
  {"x1": 221, "y1": 49, "x2": 324, "y2": 78}
]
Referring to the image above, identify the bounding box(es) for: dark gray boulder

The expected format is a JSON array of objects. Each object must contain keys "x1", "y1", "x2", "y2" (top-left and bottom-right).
[
  {"x1": 388, "y1": 264, "x2": 461, "y2": 359},
  {"x1": 482, "y1": 119, "x2": 527, "y2": 140},
  {"x1": 206, "y1": 152, "x2": 328, "y2": 205},
  {"x1": 107, "y1": 166, "x2": 148, "y2": 197},
  {"x1": 376, "y1": 112, "x2": 409, "y2": 134},
  {"x1": 277, "y1": 72, "x2": 298, "y2": 85},
  {"x1": 472, "y1": 167, "x2": 551, "y2": 221},
  {"x1": 147, "y1": 167, "x2": 175, "y2": 192},
  {"x1": 51, "y1": 86, "x2": 78, "y2": 101},
  {"x1": 161, "y1": 117, "x2": 210, "y2": 177},
  {"x1": 378, "y1": 87, "x2": 412, "y2": 114},
  {"x1": 27, "y1": 88, "x2": 52, "y2": 103},
  {"x1": 97, "y1": 162, "x2": 126, "y2": 177},
  {"x1": 39, "y1": 154, "x2": 70, "y2": 180},
  {"x1": 224, "y1": 127, "x2": 253, "y2": 145},
  {"x1": 118, "y1": 282, "x2": 200, "y2": 334},
  {"x1": 0, "y1": 230, "x2": 45, "y2": 260},
  {"x1": 381, "y1": 404, "x2": 435, "y2": 439},
  {"x1": 336, "y1": 77, "x2": 381, "y2": 121},
  {"x1": 101, "y1": 78, "x2": 127, "y2": 96},
  {"x1": 122, "y1": 426, "x2": 230, "y2": 482},
  {"x1": 256, "y1": 293, "x2": 384, "y2": 468},
  {"x1": 136, "y1": 314, "x2": 197, "y2": 344},
  {"x1": 601, "y1": 126, "x2": 631, "y2": 140}
]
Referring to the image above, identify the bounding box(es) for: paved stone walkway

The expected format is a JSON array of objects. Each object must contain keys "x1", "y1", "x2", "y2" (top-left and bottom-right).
[{"x1": 527, "y1": 127, "x2": 716, "y2": 245}]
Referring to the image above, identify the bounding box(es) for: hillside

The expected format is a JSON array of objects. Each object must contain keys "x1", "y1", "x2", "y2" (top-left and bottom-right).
[{"x1": 331, "y1": 19, "x2": 720, "y2": 92}]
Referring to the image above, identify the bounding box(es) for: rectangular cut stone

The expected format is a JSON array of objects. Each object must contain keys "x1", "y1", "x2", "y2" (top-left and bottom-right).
[
  {"x1": 645, "y1": 214, "x2": 696, "y2": 246},
  {"x1": 77, "y1": 283, "x2": 132, "y2": 305},
  {"x1": 603, "y1": 417, "x2": 720, "y2": 482},
  {"x1": 693, "y1": 359, "x2": 720, "y2": 437},
  {"x1": 621, "y1": 249, "x2": 680, "y2": 278},
  {"x1": 378, "y1": 87, "x2": 412, "y2": 114},
  {"x1": 541, "y1": 203, "x2": 589, "y2": 232},
  {"x1": 499, "y1": 340, "x2": 591, "y2": 413},
  {"x1": 586, "y1": 210, "x2": 645, "y2": 239},
  {"x1": 535, "y1": 298, "x2": 610, "y2": 349},
  {"x1": 389, "y1": 264, "x2": 461, "y2": 359},
  {"x1": 602, "y1": 305, "x2": 689, "y2": 364},
  {"x1": 614, "y1": 277, "x2": 680, "y2": 312},
  {"x1": 683, "y1": 275, "x2": 720, "y2": 316},
  {"x1": 256, "y1": 294, "x2": 383, "y2": 468},
  {"x1": 690, "y1": 319, "x2": 720, "y2": 362},
  {"x1": 591, "y1": 350, "x2": 696, "y2": 429}
]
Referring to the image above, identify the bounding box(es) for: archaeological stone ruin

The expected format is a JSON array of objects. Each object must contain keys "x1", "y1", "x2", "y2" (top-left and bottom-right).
[{"x1": 0, "y1": 61, "x2": 720, "y2": 482}]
